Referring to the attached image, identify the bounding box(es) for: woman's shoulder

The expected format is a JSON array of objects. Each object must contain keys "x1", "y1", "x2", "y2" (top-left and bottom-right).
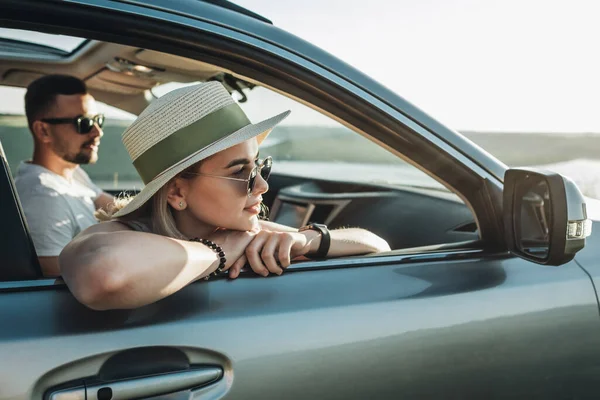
[{"x1": 66, "y1": 220, "x2": 134, "y2": 250}]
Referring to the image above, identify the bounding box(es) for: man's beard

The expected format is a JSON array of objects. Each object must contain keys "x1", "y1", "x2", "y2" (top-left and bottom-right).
[
  {"x1": 55, "y1": 138, "x2": 98, "y2": 165},
  {"x1": 65, "y1": 151, "x2": 94, "y2": 165}
]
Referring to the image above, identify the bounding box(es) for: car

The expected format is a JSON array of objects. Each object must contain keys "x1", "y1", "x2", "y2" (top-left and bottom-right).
[{"x1": 0, "y1": 1, "x2": 598, "y2": 399}]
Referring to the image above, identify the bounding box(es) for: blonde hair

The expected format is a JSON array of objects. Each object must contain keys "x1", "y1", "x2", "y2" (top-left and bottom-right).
[{"x1": 96, "y1": 163, "x2": 201, "y2": 239}]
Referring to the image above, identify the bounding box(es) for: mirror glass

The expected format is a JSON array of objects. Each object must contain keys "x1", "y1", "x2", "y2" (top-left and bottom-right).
[{"x1": 517, "y1": 176, "x2": 551, "y2": 259}]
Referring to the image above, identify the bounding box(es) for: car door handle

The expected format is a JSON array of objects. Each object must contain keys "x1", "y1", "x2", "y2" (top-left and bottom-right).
[{"x1": 47, "y1": 366, "x2": 223, "y2": 400}]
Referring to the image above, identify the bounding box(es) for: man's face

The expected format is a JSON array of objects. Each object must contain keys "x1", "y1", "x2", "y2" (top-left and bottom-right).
[{"x1": 44, "y1": 94, "x2": 103, "y2": 165}]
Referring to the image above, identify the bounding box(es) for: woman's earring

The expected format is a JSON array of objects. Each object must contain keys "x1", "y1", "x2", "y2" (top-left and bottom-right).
[{"x1": 179, "y1": 201, "x2": 185, "y2": 209}]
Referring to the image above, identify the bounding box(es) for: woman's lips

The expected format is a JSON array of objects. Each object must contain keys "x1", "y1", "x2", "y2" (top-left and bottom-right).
[{"x1": 244, "y1": 202, "x2": 261, "y2": 214}]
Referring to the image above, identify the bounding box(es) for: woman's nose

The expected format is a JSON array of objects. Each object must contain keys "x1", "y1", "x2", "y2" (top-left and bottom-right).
[{"x1": 253, "y1": 171, "x2": 269, "y2": 195}]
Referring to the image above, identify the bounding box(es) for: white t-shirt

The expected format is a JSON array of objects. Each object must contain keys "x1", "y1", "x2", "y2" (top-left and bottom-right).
[{"x1": 15, "y1": 161, "x2": 102, "y2": 257}]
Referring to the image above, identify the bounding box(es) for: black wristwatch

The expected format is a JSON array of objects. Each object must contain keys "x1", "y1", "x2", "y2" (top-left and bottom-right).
[{"x1": 298, "y1": 223, "x2": 331, "y2": 258}]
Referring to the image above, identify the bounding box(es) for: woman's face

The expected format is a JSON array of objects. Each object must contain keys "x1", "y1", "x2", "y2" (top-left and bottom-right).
[{"x1": 173, "y1": 138, "x2": 268, "y2": 233}]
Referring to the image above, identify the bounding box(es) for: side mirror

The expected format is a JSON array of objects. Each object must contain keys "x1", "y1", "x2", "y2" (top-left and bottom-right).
[{"x1": 503, "y1": 168, "x2": 592, "y2": 266}]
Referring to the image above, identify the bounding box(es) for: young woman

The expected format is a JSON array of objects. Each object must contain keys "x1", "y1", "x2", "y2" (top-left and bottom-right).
[{"x1": 59, "y1": 82, "x2": 390, "y2": 310}]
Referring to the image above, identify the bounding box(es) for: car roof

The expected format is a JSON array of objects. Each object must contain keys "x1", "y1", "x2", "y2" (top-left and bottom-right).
[
  {"x1": 0, "y1": 33, "x2": 228, "y2": 114},
  {"x1": 198, "y1": 0, "x2": 272, "y2": 24},
  {"x1": 0, "y1": 0, "x2": 272, "y2": 115}
]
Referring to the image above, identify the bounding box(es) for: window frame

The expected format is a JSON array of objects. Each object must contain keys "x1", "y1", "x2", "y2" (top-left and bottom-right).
[{"x1": 0, "y1": 247, "x2": 508, "y2": 291}]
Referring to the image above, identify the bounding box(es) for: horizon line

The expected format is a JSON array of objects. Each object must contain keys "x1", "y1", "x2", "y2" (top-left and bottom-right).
[{"x1": 1, "y1": 113, "x2": 599, "y2": 135}]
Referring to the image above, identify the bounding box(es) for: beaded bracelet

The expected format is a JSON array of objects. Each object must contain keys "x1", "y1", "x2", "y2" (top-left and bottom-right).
[{"x1": 190, "y1": 238, "x2": 226, "y2": 280}]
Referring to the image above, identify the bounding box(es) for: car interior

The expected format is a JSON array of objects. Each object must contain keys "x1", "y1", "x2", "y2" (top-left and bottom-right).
[{"x1": 0, "y1": 30, "x2": 481, "y2": 282}]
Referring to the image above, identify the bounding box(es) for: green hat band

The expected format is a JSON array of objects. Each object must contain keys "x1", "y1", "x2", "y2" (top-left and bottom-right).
[{"x1": 133, "y1": 103, "x2": 251, "y2": 184}]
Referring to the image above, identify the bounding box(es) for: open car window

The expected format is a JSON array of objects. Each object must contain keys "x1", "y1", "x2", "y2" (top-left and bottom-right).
[{"x1": 0, "y1": 30, "x2": 479, "y2": 283}]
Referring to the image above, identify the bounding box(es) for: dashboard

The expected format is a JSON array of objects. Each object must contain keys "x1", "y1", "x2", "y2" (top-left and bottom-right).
[{"x1": 270, "y1": 181, "x2": 479, "y2": 250}]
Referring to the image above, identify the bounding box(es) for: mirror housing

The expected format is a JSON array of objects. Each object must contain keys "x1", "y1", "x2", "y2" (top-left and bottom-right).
[{"x1": 503, "y1": 168, "x2": 592, "y2": 266}]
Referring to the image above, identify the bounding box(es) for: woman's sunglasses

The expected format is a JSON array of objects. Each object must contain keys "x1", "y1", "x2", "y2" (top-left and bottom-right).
[
  {"x1": 183, "y1": 156, "x2": 273, "y2": 196},
  {"x1": 41, "y1": 114, "x2": 105, "y2": 134}
]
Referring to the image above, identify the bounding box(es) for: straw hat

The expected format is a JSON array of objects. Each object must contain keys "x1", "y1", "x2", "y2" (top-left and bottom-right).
[{"x1": 113, "y1": 81, "x2": 290, "y2": 217}]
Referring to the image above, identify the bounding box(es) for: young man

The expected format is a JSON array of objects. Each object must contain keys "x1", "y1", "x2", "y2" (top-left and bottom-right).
[{"x1": 15, "y1": 75, "x2": 114, "y2": 277}]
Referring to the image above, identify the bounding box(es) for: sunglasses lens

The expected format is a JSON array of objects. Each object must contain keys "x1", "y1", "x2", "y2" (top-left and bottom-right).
[
  {"x1": 77, "y1": 115, "x2": 104, "y2": 134},
  {"x1": 261, "y1": 159, "x2": 272, "y2": 181},
  {"x1": 77, "y1": 118, "x2": 94, "y2": 134},
  {"x1": 247, "y1": 168, "x2": 258, "y2": 195},
  {"x1": 247, "y1": 158, "x2": 272, "y2": 195}
]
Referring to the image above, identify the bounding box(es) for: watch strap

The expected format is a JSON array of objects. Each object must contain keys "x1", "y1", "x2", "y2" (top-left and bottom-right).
[{"x1": 303, "y1": 223, "x2": 330, "y2": 258}]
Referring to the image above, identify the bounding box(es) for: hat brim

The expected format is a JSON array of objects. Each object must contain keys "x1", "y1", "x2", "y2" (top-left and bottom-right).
[{"x1": 113, "y1": 110, "x2": 291, "y2": 218}]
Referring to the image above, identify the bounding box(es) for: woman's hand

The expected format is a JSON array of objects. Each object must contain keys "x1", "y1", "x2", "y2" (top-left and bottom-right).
[
  {"x1": 204, "y1": 229, "x2": 258, "y2": 271},
  {"x1": 228, "y1": 229, "x2": 321, "y2": 278}
]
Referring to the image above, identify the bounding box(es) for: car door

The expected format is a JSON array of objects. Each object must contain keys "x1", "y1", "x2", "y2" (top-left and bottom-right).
[
  {"x1": 1, "y1": 1, "x2": 600, "y2": 399},
  {"x1": 2, "y1": 248, "x2": 599, "y2": 399}
]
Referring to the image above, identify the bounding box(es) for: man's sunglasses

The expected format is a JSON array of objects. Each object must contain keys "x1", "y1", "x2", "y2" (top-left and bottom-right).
[
  {"x1": 41, "y1": 114, "x2": 105, "y2": 134},
  {"x1": 183, "y1": 156, "x2": 273, "y2": 196}
]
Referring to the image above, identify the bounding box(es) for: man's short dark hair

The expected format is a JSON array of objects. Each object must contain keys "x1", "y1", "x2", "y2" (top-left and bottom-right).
[{"x1": 25, "y1": 74, "x2": 88, "y2": 131}]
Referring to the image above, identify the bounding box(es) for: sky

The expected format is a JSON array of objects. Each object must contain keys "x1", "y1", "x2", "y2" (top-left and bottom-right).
[
  {"x1": 231, "y1": 0, "x2": 600, "y2": 133},
  {"x1": 1, "y1": 0, "x2": 599, "y2": 133}
]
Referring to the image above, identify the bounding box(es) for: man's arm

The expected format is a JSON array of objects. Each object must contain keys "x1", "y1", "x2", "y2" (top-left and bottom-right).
[
  {"x1": 94, "y1": 192, "x2": 114, "y2": 213},
  {"x1": 75, "y1": 167, "x2": 114, "y2": 212}
]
